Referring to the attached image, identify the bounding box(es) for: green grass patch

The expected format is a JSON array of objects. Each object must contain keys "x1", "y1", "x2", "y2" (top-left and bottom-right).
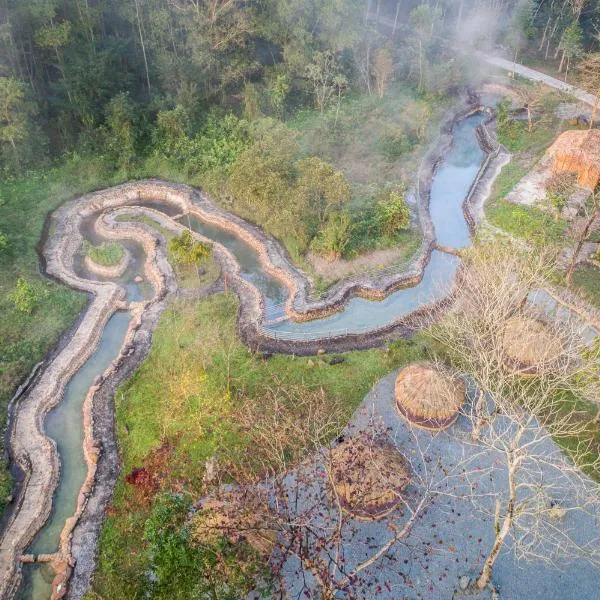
[
  {"x1": 486, "y1": 200, "x2": 567, "y2": 246},
  {"x1": 571, "y1": 263, "x2": 600, "y2": 309},
  {"x1": 84, "y1": 241, "x2": 124, "y2": 267},
  {"x1": 92, "y1": 293, "x2": 427, "y2": 598}
]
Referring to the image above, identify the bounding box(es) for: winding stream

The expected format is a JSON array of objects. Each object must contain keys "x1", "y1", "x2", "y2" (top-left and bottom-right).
[{"x1": 7, "y1": 106, "x2": 502, "y2": 599}]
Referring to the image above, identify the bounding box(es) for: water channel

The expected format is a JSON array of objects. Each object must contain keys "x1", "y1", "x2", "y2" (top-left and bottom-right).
[{"x1": 19, "y1": 110, "x2": 490, "y2": 599}]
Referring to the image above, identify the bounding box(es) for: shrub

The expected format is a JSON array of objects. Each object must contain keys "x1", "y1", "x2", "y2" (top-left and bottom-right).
[
  {"x1": 168, "y1": 230, "x2": 211, "y2": 266},
  {"x1": 379, "y1": 131, "x2": 414, "y2": 160},
  {"x1": 310, "y1": 211, "x2": 354, "y2": 261},
  {"x1": 376, "y1": 187, "x2": 411, "y2": 237},
  {"x1": 9, "y1": 277, "x2": 46, "y2": 314}
]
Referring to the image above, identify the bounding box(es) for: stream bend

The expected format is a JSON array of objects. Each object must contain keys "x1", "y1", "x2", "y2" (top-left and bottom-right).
[{"x1": 1, "y1": 103, "x2": 510, "y2": 599}]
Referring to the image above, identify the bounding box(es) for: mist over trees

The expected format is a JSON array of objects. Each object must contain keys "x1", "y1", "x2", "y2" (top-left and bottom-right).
[{"x1": 0, "y1": 0, "x2": 598, "y2": 175}]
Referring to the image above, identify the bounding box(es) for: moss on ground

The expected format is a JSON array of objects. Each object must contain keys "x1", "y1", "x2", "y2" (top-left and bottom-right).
[
  {"x1": 85, "y1": 241, "x2": 125, "y2": 267},
  {"x1": 571, "y1": 263, "x2": 600, "y2": 309}
]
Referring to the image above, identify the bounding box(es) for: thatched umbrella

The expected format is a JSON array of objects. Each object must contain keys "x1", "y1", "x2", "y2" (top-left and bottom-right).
[
  {"x1": 193, "y1": 494, "x2": 276, "y2": 558},
  {"x1": 546, "y1": 129, "x2": 600, "y2": 190},
  {"x1": 394, "y1": 362, "x2": 465, "y2": 431},
  {"x1": 328, "y1": 435, "x2": 410, "y2": 520},
  {"x1": 502, "y1": 315, "x2": 563, "y2": 376}
]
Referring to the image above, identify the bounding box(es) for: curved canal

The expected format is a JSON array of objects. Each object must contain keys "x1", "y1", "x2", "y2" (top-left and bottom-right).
[{"x1": 19, "y1": 110, "x2": 489, "y2": 599}]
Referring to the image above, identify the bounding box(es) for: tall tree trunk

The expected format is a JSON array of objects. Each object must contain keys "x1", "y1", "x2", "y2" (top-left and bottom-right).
[
  {"x1": 477, "y1": 462, "x2": 517, "y2": 590},
  {"x1": 393, "y1": 0, "x2": 402, "y2": 34},
  {"x1": 558, "y1": 49, "x2": 565, "y2": 73},
  {"x1": 134, "y1": 0, "x2": 151, "y2": 93},
  {"x1": 566, "y1": 209, "x2": 597, "y2": 285}
]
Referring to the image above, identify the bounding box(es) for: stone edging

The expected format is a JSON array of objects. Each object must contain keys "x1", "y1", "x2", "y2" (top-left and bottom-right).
[
  {"x1": 0, "y1": 97, "x2": 504, "y2": 600},
  {"x1": 82, "y1": 247, "x2": 130, "y2": 279}
]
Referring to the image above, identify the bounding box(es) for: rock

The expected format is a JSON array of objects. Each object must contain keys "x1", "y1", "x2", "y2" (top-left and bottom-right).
[
  {"x1": 19, "y1": 554, "x2": 35, "y2": 564},
  {"x1": 329, "y1": 356, "x2": 345, "y2": 365},
  {"x1": 203, "y1": 456, "x2": 218, "y2": 484},
  {"x1": 459, "y1": 576, "x2": 470, "y2": 591},
  {"x1": 134, "y1": 275, "x2": 143, "y2": 283}
]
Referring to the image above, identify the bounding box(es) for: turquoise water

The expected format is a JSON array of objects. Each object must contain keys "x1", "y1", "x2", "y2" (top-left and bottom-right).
[
  {"x1": 18, "y1": 111, "x2": 486, "y2": 599},
  {"x1": 20, "y1": 311, "x2": 132, "y2": 599},
  {"x1": 185, "y1": 215, "x2": 288, "y2": 315}
]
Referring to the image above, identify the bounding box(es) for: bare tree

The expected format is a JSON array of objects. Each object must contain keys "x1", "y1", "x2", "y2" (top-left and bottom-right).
[
  {"x1": 566, "y1": 187, "x2": 599, "y2": 286},
  {"x1": 372, "y1": 47, "x2": 394, "y2": 98},
  {"x1": 576, "y1": 52, "x2": 600, "y2": 128},
  {"x1": 428, "y1": 242, "x2": 600, "y2": 591},
  {"x1": 193, "y1": 383, "x2": 482, "y2": 598}
]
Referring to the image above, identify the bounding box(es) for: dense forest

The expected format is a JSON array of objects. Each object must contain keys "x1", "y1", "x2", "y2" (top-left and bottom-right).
[{"x1": 0, "y1": 0, "x2": 597, "y2": 176}]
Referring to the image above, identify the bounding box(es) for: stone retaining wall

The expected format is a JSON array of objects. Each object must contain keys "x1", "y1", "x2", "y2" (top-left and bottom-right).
[{"x1": 2, "y1": 96, "x2": 509, "y2": 600}]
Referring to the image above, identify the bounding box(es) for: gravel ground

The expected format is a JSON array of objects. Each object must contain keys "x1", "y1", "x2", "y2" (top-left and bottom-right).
[{"x1": 280, "y1": 372, "x2": 600, "y2": 599}]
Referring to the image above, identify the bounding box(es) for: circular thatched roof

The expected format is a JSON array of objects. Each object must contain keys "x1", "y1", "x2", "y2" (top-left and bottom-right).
[
  {"x1": 394, "y1": 362, "x2": 465, "y2": 431},
  {"x1": 193, "y1": 496, "x2": 276, "y2": 557},
  {"x1": 328, "y1": 435, "x2": 410, "y2": 520},
  {"x1": 502, "y1": 315, "x2": 562, "y2": 375}
]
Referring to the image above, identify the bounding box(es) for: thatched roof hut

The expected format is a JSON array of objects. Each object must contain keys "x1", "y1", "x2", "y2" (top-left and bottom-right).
[
  {"x1": 193, "y1": 494, "x2": 276, "y2": 557},
  {"x1": 328, "y1": 435, "x2": 410, "y2": 520},
  {"x1": 502, "y1": 315, "x2": 563, "y2": 376},
  {"x1": 394, "y1": 363, "x2": 465, "y2": 431},
  {"x1": 546, "y1": 129, "x2": 600, "y2": 190}
]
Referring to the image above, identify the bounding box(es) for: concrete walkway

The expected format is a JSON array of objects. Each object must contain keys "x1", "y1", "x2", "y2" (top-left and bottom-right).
[{"x1": 480, "y1": 54, "x2": 598, "y2": 109}]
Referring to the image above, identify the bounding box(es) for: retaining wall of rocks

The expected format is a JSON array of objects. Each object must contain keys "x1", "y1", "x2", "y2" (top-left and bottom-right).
[{"x1": 1, "y1": 96, "x2": 508, "y2": 600}]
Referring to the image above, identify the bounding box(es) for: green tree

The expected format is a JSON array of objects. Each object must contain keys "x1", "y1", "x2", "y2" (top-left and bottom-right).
[
  {"x1": 0, "y1": 77, "x2": 35, "y2": 171},
  {"x1": 104, "y1": 92, "x2": 137, "y2": 170},
  {"x1": 310, "y1": 211, "x2": 354, "y2": 262},
  {"x1": 293, "y1": 157, "x2": 350, "y2": 229},
  {"x1": 305, "y1": 51, "x2": 347, "y2": 113},
  {"x1": 169, "y1": 230, "x2": 211, "y2": 267},
  {"x1": 558, "y1": 21, "x2": 582, "y2": 79},
  {"x1": 228, "y1": 120, "x2": 298, "y2": 234},
  {"x1": 154, "y1": 106, "x2": 192, "y2": 156},
  {"x1": 267, "y1": 72, "x2": 289, "y2": 118},
  {"x1": 376, "y1": 187, "x2": 411, "y2": 237},
  {"x1": 9, "y1": 278, "x2": 46, "y2": 314},
  {"x1": 409, "y1": 4, "x2": 442, "y2": 93},
  {"x1": 34, "y1": 20, "x2": 73, "y2": 100}
]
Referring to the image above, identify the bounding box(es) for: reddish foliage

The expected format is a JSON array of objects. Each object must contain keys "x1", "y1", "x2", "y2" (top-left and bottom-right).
[{"x1": 124, "y1": 437, "x2": 179, "y2": 505}]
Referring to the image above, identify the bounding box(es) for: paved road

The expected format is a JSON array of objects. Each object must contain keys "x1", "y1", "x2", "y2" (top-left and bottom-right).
[{"x1": 479, "y1": 54, "x2": 598, "y2": 108}]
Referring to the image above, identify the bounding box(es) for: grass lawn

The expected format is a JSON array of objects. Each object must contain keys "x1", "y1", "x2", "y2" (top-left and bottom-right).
[
  {"x1": 571, "y1": 263, "x2": 600, "y2": 309},
  {"x1": 90, "y1": 293, "x2": 428, "y2": 599},
  {"x1": 485, "y1": 89, "x2": 571, "y2": 247}
]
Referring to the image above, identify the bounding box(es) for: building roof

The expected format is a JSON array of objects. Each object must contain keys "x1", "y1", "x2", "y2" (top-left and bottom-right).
[{"x1": 394, "y1": 362, "x2": 465, "y2": 431}]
